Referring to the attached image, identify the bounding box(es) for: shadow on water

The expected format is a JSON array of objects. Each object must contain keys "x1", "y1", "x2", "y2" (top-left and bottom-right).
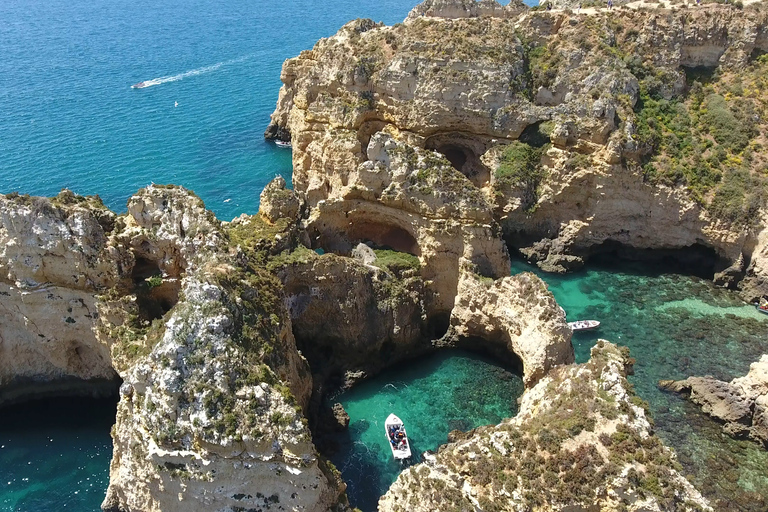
[
  {"x1": 327, "y1": 349, "x2": 524, "y2": 512},
  {"x1": 511, "y1": 256, "x2": 768, "y2": 511},
  {"x1": 0, "y1": 396, "x2": 118, "y2": 512}
]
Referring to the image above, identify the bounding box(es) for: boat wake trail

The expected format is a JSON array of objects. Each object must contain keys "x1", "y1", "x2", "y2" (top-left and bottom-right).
[{"x1": 131, "y1": 55, "x2": 251, "y2": 89}]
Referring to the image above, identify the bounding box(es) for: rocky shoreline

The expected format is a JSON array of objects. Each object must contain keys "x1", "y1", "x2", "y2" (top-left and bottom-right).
[{"x1": 2, "y1": 0, "x2": 768, "y2": 510}]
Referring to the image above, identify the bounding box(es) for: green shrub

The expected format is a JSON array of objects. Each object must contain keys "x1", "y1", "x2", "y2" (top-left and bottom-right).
[
  {"x1": 496, "y1": 141, "x2": 547, "y2": 211},
  {"x1": 373, "y1": 249, "x2": 420, "y2": 277},
  {"x1": 700, "y1": 94, "x2": 754, "y2": 152},
  {"x1": 146, "y1": 275, "x2": 163, "y2": 288}
]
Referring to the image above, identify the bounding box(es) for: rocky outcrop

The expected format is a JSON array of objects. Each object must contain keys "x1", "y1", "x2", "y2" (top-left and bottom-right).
[
  {"x1": 278, "y1": 250, "x2": 429, "y2": 382},
  {"x1": 0, "y1": 186, "x2": 347, "y2": 512},
  {"x1": 0, "y1": 191, "x2": 120, "y2": 405},
  {"x1": 266, "y1": 0, "x2": 768, "y2": 299},
  {"x1": 100, "y1": 186, "x2": 346, "y2": 512},
  {"x1": 446, "y1": 271, "x2": 574, "y2": 386},
  {"x1": 406, "y1": 0, "x2": 525, "y2": 19},
  {"x1": 660, "y1": 355, "x2": 768, "y2": 448},
  {"x1": 296, "y1": 131, "x2": 511, "y2": 315},
  {"x1": 379, "y1": 341, "x2": 711, "y2": 512}
]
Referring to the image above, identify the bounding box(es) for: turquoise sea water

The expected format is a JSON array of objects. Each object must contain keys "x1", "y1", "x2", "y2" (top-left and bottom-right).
[
  {"x1": 0, "y1": 397, "x2": 116, "y2": 512},
  {"x1": 329, "y1": 350, "x2": 524, "y2": 512},
  {"x1": 511, "y1": 259, "x2": 768, "y2": 511}
]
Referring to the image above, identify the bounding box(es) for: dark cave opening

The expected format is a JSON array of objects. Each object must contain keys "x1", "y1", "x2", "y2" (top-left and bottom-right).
[
  {"x1": 426, "y1": 311, "x2": 450, "y2": 339},
  {"x1": 424, "y1": 133, "x2": 491, "y2": 188},
  {"x1": 518, "y1": 121, "x2": 551, "y2": 148},
  {"x1": 131, "y1": 255, "x2": 181, "y2": 322},
  {"x1": 585, "y1": 240, "x2": 726, "y2": 280}
]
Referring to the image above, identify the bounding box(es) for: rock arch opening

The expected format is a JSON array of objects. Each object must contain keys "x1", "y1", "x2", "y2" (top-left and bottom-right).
[
  {"x1": 131, "y1": 255, "x2": 181, "y2": 322},
  {"x1": 518, "y1": 121, "x2": 551, "y2": 148},
  {"x1": 425, "y1": 133, "x2": 491, "y2": 188},
  {"x1": 310, "y1": 217, "x2": 420, "y2": 257},
  {"x1": 453, "y1": 335, "x2": 525, "y2": 376}
]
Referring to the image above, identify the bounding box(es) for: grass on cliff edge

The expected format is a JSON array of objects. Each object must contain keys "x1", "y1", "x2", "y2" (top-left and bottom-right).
[{"x1": 633, "y1": 55, "x2": 768, "y2": 226}]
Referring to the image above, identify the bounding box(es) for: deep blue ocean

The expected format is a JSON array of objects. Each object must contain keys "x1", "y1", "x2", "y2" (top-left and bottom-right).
[{"x1": 0, "y1": 0, "x2": 426, "y2": 220}]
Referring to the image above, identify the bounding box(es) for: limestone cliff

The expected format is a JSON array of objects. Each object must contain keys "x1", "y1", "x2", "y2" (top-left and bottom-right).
[
  {"x1": 0, "y1": 186, "x2": 347, "y2": 512},
  {"x1": 99, "y1": 186, "x2": 345, "y2": 512},
  {"x1": 266, "y1": 0, "x2": 768, "y2": 301},
  {"x1": 0, "y1": 191, "x2": 120, "y2": 405},
  {"x1": 660, "y1": 355, "x2": 768, "y2": 448},
  {"x1": 446, "y1": 271, "x2": 574, "y2": 386},
  {"x1": 379, "y1": 341, "x2": 711, "y2": 512}
]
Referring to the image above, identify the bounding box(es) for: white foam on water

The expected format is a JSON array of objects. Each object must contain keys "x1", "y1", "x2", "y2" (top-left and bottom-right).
[{"x1": 133, "y1": 55, "x2": 252, "y2": 88}]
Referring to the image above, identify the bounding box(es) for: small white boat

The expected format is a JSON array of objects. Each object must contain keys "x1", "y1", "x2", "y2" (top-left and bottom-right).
[
  {"x1": 568, "y1": 320, "x2": 600, "y2": 331},
  {"x1": 131, "y1": 81, "x2": 148, "y2": 89},
  {"x1": 384, "y1": 413, "x2": 412, "y2": 460},
  {"x1": 275, "y1": 140, "x2": 292, "y2": 148}
]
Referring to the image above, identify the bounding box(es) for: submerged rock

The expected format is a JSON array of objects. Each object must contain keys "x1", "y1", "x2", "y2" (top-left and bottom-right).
[{"x1": 660, "y1": 355, "x2": 768, "y2": 449}]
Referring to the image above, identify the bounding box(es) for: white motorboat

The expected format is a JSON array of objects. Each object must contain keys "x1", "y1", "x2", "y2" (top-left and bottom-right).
[
  {"x1": 568, "y1": 320, "x2": 600, "y2": 331},
  {"x1": 384, "y1": 413, "x2": 412, "y2": 460},
  {"x1": 275, "y1": 140, "x2": 292, "y2": 148}
]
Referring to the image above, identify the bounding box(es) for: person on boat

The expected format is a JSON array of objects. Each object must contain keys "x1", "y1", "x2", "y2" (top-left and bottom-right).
[{"x1": 759, "y1": 297, "x2": 768, "y2": 310}]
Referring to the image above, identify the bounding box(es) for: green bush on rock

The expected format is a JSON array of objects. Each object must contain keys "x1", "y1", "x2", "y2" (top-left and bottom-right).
[{"x1": 495, "y1": 141, "x2": 547, "y2": 211}]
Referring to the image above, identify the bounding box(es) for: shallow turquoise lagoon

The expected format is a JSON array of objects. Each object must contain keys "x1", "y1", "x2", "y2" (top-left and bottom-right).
[
  {"x1": 512, "y1": 259, "x2": 768, "y2": 511},
  {"x1": 0, "y1": 397, "x2": 116, "y2": 512},
  {"x1": 329, "y1": 349, "x2": 524, "y2": 512}
]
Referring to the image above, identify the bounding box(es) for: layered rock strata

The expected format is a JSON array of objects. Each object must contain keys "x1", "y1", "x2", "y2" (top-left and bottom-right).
[
  {"x1": 660, "y1": 355, "x2": 768, "y2": 448},
  {"x1": 379, "y1": 341, "x2": 712, "y2": 512},
  {"x1": 266, "y1": 0, "x2": 768, "y2": 300},
  {"x1": 0, "y1": 191, "x2": 120, "y2": 405}
]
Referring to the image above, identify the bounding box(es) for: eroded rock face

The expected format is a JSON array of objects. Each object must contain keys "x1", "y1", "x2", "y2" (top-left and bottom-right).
[
  {"x1": 297, "y1": 131, "x2": 510, "y2": 315},
  {"x1": 660, "y1": 355, "x2": 768, "y2": 448},
  {"x1": 278, "y1": 250, "x2": 428, "y2": 381},
  {"x1": 266, "y1": 1, "x2": 768, "y2": 300},
  {"x1": 0, "y1": 192, "x2": 120, "y2": 405},
  {"x1": 99, "y1": 186, "x2": 344, "y2": 512},
  {"x1": 447, "y1": 271, "x2": 574, "y2": 386},
  {"x1": 0, "y1": 186, "x2": 345, "y2": 512},
  {"x1": 379, "y1": 341, "x2": 711, "y2": 512}
]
